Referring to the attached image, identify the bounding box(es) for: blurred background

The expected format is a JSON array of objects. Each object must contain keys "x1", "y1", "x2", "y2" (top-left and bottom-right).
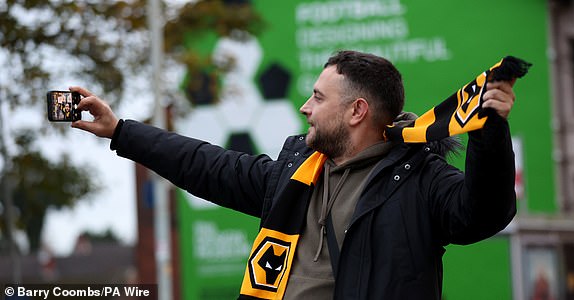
[{"x1": 0, "y1": 0, "x2": 573, "y2": 299}]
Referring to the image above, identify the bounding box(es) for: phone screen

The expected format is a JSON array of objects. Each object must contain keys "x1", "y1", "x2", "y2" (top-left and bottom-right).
[{"x1": 47, "y1": 91, "x2": 81, "y2": 122}]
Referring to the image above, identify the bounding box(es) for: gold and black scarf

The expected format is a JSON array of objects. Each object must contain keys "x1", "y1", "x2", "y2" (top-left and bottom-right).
[
  {"x1": 385, "y1": 56, "x2": 531, "y2": 143},
  {"x1": 239, "y1": 152, "x2": 327, "y2": 299},
  {"x1": 238, "y1": 56, "x2": 531, "y2": 299}
]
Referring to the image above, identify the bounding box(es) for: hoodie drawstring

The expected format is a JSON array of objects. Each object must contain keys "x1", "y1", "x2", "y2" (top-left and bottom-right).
[{"x1": 313, "y1": 164, "x2": 350, "y2": 262}]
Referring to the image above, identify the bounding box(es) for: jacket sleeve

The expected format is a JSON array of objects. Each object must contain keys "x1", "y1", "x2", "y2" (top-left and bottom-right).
[
  {"x1": 111, "y1": 119, "x2": 275, "y2": 218},
  {"x1": 427, "y1": 113, "x2": 517, "y2": 245}
]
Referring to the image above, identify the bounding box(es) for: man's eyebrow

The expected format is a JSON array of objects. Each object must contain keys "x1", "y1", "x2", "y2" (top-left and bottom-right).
[{"x1": 313, "y1": 88, "x2": 325, "y2": 97}]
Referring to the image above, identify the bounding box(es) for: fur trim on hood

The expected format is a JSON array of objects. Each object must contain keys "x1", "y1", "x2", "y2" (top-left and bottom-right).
[{"x1": 392, "y1": 112, "x2": 464, "y2": 158}]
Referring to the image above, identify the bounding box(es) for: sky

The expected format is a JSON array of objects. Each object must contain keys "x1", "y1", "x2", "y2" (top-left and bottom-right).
[{"x1": 40, "y1": 130, "x2": 137, "y2": 256}]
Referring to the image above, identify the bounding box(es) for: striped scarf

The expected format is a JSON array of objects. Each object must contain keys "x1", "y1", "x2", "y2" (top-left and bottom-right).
[
  {"x1": 384, "y1": 56, "x2": 531, "y2": 143},
  {"x1": 238, "y1": 56, "x2": 530, "y2": 299}
]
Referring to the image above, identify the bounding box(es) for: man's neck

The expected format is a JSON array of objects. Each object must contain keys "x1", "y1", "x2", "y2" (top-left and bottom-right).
[{"x1": 332, "y1": 131, "x2": 384, "y2": 166}]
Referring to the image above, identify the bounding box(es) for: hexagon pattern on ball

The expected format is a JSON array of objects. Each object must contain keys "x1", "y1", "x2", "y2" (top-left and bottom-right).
[{"x1": 176, "y1": 31, "x2": 302, "y2": 209}]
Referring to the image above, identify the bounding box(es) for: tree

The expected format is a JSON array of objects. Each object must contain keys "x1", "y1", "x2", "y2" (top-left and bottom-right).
[
  {"x1": 0, "y1": 0, "x2": 149, "y2": 253},
  {"x1": 4, "y1": 130, "x2": 99, "y2": 251},
  {"x1": 0, "y1": 0, "x2": 149, "y2": 109},
  {"x1": 80, "y1": 228, "x2": 121, "y2": 244}
]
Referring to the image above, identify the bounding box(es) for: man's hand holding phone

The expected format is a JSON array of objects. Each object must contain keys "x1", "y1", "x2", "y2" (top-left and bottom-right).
[{"x1": 69, "y1": 86, "x2": 119, "y2": 139}]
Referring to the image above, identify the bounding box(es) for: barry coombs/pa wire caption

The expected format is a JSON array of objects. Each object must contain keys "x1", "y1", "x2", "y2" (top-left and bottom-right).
[{"x1": 3, "y1": 284, "x2": 157, "y2": 299}]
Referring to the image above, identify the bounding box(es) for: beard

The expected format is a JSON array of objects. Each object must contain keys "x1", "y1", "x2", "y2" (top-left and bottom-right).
[{"x1": 307, "y1": 118, "x2": 350, "y2": 159}]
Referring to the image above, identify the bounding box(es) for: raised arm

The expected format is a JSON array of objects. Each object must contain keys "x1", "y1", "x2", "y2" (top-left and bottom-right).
[
  {"x1": 429, "y1": 81, "x2": 518, "y2": 245},
  {"x1": 70, "y1": 86, "x2": 274, "y2": 217}
]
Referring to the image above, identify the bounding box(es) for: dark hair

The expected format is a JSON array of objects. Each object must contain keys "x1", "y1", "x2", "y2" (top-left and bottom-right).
[{"x1": 325, "y1": 50, "x2": 404, "y2": 127}]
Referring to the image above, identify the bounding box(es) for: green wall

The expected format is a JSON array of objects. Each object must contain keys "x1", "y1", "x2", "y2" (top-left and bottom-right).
[
  {"x1": 443, "y1": 238, "x2": 513, "y2": 300},
  {"x1": 177, "y1": 190, "x2": 259, "y2": 299},
  {"x1": 176, "y1": 0, "x2": 555, "y2": 298}
]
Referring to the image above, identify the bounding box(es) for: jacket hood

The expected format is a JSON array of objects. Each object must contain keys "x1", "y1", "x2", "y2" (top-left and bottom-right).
[{"x1": 392, "y1": 112, "x2": 464, "y2": 158}]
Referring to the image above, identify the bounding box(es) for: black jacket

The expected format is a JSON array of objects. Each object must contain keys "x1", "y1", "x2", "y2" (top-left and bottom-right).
[{"x1": 112, "y1": 114, "x2": 516, "y2": 299}]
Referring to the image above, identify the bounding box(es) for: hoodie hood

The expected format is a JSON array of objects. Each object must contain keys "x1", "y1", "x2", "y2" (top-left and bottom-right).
[{"x1": 392, "y1": 112, "x2": 464, "y2": 158}]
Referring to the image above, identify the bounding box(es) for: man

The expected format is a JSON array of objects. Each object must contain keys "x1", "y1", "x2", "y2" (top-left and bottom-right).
[
  {"x1": 62, "y1": 103, "x2": 72, "y2": 119},
  {"x1": 71, "y1": 50, "x2": 517, "y2": 299}
]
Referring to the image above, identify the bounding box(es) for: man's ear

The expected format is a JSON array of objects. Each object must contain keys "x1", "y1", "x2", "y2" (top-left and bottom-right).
[{"x1": 349, "y1": 98, "x2": 369, "y2": 126}]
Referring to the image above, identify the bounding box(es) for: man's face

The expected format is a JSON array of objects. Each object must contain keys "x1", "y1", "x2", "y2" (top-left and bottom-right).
[{"x1": 299, "y1": 66, "x2": 350, "y2": 158}]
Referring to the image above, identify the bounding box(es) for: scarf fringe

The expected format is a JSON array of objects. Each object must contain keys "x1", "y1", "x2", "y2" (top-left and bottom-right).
[{"x1": 489, "y1": 56, "x2": 532, "y2": 82}]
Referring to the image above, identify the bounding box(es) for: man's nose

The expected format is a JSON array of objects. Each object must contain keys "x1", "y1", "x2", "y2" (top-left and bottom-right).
[{"x1": 299, "y1": 97, "x2": 311, "y2": 116}]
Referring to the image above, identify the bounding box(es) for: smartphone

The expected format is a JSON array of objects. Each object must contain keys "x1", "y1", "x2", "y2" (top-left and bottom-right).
[{"x1": 46, "y1": 91, "x2": 81, "y2": 122}]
